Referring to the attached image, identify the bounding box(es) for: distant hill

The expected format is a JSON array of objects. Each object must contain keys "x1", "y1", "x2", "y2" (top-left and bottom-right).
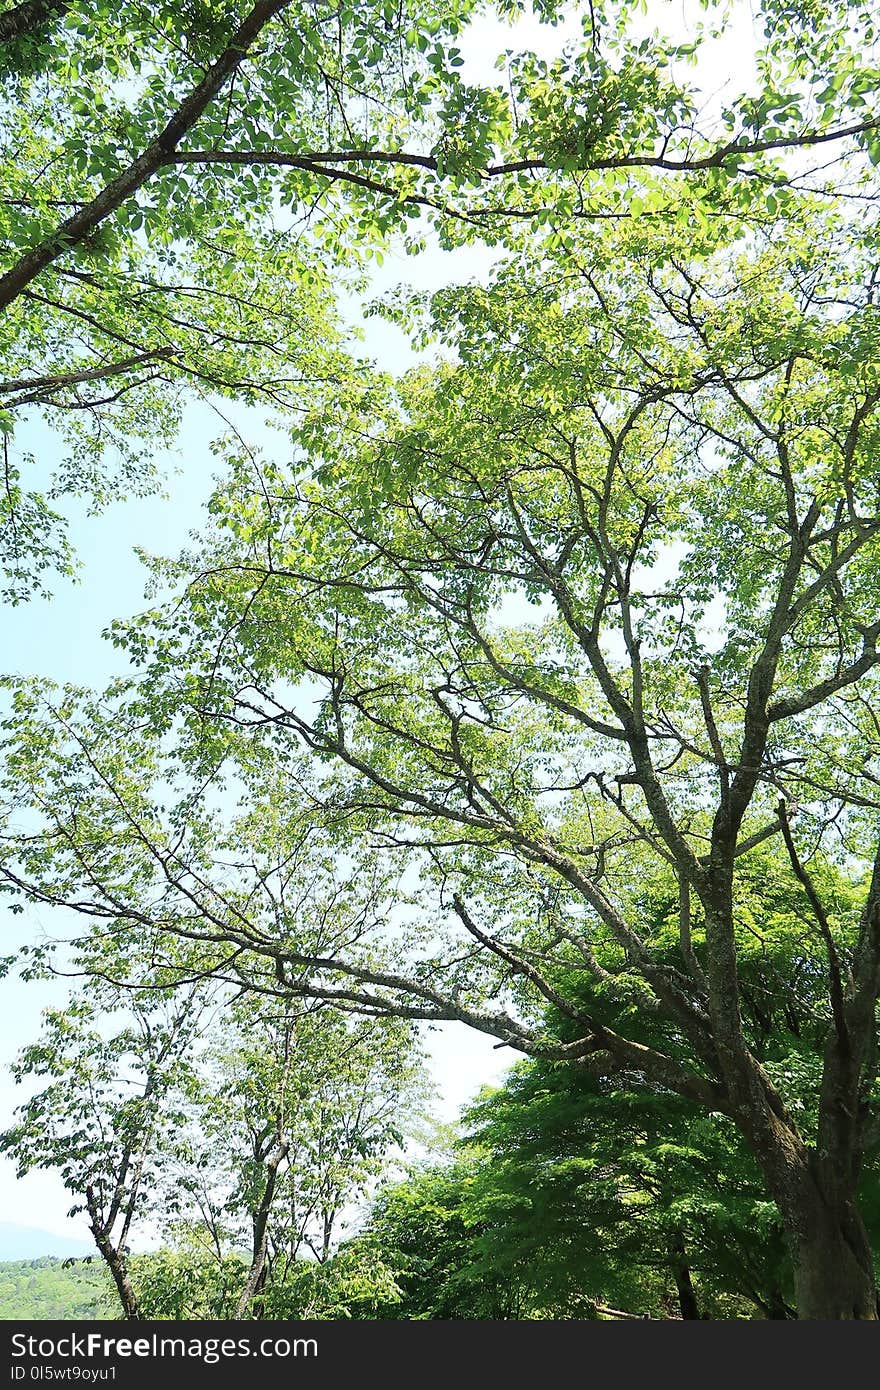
[
  {"x1": 0, "y1": 1257, "x2": 110, "y2": 1320},
  {"x1": 0, "y1": 1224, "x2": 92, "y2": 1262}
]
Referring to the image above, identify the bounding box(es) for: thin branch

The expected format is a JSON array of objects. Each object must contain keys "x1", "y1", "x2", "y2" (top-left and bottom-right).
[{"x1": 777, "y1": 799, "x2": 849, "y2": 1055}]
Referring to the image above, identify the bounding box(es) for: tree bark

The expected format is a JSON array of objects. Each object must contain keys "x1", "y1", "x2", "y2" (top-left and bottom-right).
[
  {"x1": 669, "y1": 1230, "x2": 701, "y2": 1319},
  {"x1": 233, "y1": 1142, "x2": 287, "y2": 1319},
  {"x1": 0, "y1": 0, "x2": 66, "y2": 46},
  {"x1": 786, "y1": 1192, "x2": 878, "y2": 1320},
  {"x1": 88, "y1": 1217, "x2": 140, "y2": 1320}
]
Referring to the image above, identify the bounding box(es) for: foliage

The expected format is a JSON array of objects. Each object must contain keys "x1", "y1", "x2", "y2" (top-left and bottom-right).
[
  {"x1": 456, "y1": 1058, "x2": 793, "y2": 1319},
  {"x1": 357, "y1": 1161, "x2": 535, "y2": 1318},
  {"x1": 256, "y1": 1244, "x2": 402, "y2": 1318},
  {"x1": 0, "y1": 983, "x2": 207, "y2": 1238},
  {"x1": 127, "y1": 1238, "x2": 401, "y2": 1319},
  {"x1": 0, "y1": 1257, "x2": 112, "y2": 1321},
  {"x1": 0, "y1": 964, "x2": 211, "y2": 1317},
  {"x1": 1, "y1": 0, "x2": 880, "y2": 593},
  {"x1": 361, "y1": 912, "x2": 880, "y2": 1322},
  {"x1": 3, "y1": 0, "x2": 880, "y2": 1321},
  {"x1": 0, "y1": 928, "x2": 425, "y2": 1318},
  {"x1": 158, "y1": 996, "x2": 426, "y2": 1317},
  {"x1": 129, "y1": 1243, "x2": 247, "y2": 1320}
]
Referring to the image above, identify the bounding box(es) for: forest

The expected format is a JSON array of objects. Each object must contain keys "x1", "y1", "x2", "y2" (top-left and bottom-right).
[
  {"x1": 0, "y1": 1260, "x2": 107, "y2": 1321},
  {"x1": 1, "y1": 0, "x2": 880, "y2": 1322}
]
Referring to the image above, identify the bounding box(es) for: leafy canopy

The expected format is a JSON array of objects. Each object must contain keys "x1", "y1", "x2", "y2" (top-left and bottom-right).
[{"x1": 2, "y1": 0, "x2": 880, "y2": 593}]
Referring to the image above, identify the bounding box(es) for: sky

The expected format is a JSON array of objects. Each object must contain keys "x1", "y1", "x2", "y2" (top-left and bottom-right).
[{"x1": 0, "y1": 0, "x2": 761, "y2": 1251}]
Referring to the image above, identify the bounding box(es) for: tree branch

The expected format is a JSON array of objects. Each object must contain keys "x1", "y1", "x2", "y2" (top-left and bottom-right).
[
  {"x1": 0, "y1": 345, "x2": 176, "y2": 407},
  {"x1": 0, "y1": 0, "x2": 295, "y2": 311},
  {"x1": 777, "y1": 799, "x2": 849, "y2": 1055},
  {"x1": 0, "y1": 0, "x2": 66, "y2": 45},
  {"x1": 768, "y1": 620, "x2": 880, "y2": 723}
]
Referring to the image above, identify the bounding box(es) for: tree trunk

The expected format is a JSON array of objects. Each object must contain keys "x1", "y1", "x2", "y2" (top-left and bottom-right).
[
  {"x1": 233, "y1": 1143, "x2": 287, "y2": 1319},
  {"x1": 234, "y1": 1215, "x2": 272, "y2": 1320},
  {"x1": 740, "y1": 1118, "x2": 879, "y2": 1319},
  {"x1": 788, "y1": 1197, "x2": 879, "y2": 1320},
  {"x1": 763, "y1": 1296, "x2": 792, "y2": 1320},
  {"x1": 89, "y1": 1221, "x2": 140, "y2": 1320},
  {"x1": 669, "y1": 1230, "x2": 701, "y2": 1319}
]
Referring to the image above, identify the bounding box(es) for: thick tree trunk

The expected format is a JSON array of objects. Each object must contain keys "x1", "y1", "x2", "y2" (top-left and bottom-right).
[
  {"x1": 728, "y1": 1100, "x2": 879, "y2": 1319},
  {"x1": 787, "y1": 1197, "x2": 878, "y2": 1320}
]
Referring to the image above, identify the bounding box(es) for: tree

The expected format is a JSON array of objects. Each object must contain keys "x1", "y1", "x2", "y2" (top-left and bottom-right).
[
  {"x1": 157, "y1": 208, "x2": 876, "y2": 1319},
  {"x1": 456, "y1": 1040, "x2": 797, "y2": 1319},
  {"x1": 2, "y1": 0, "x2": 880, "y2": 593},
  {"x1": 0, "y1": 0, "x2": 459, "y2": 596},
  {"x1": 5, "y1": 197, "x2": 880, "y2": 1317},
  {"x1": 0, "y1": 854, "x2": 423, "y2": 1320},
  {"x1": 363, "y1": 868, "x2": 880, "y2": 1324},
  {"x1": 451, "y1": 850, "x2": 880, "y2": 1318},
  {"x1": 161, "y1": 996, "x2": 423, "y2": 1318},
  {"x1": 357, "y1": 1160, "x2": 534, "y2": 1319},
  {"x1": 0, "y1": 973, "x2": 209, "y2": 1319},
  {"x1": 4, "y1": 5, "x2": 880, "y2": 1319}
]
